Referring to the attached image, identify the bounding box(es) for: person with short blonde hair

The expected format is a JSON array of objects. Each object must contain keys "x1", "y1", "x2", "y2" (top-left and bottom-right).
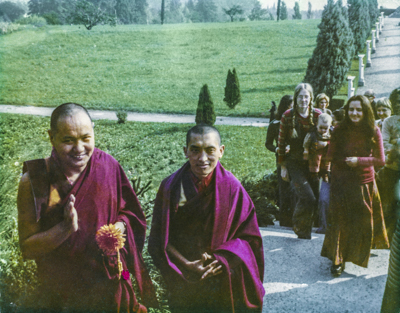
[
  {"x1": 315, "y1": 93, "x2": 332, "y2": 115},
  {"x1": 375, "y1": 97, "x2": 392, "y2": 131}
]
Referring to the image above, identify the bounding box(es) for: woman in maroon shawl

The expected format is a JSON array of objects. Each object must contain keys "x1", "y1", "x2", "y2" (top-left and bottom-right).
[{"x1": 321, "y1": 95, "x2": 389, "y2": 276}]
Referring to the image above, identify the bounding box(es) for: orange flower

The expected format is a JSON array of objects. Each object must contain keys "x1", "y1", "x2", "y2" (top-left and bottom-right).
[{"x1": 96, "y1": 224, "x2": 125, "y2": 255}]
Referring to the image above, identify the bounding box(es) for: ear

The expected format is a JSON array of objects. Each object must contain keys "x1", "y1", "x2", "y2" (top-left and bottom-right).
[
  {"x1": 48, "y1": 129, "x2": 55, "y2": 146},
  {"x1": 219, "y1": 145, "x2": 225, "y2": 158},
  {"x1": 183, "y1": 146, "x2": 189, "y2": 158}
]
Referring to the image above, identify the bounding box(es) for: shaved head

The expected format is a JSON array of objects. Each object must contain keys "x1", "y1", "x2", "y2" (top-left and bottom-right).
[
  {"x1": 51, "y1": 103, "x2": 92, "y2": 134},
  {"x1": 186, "y1": 124, "x2": 221, "y2": 147}
]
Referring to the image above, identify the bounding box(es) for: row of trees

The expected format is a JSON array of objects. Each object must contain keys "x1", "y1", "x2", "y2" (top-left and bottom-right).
[
  {"x1": 0, "y1": 0, "x2": 321, "y2": 25},
  {"x1": 304, "y1": 0, "x2": 380, "y2": 99}
]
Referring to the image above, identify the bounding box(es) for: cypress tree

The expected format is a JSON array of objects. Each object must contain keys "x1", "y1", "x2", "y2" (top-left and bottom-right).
[
  {"x1": 224, "y1": 68, "x2": 241, "y2": 109},
  {"x1": 367, "y1": 0, "x2": 379, "y2": 27},
  {"x1": 292, "y1": 2, "x2": 302, "y2": 19},
  {"x1": 307, "y1": 2, "x2": 312, "y2": 19},
  {"x1": 348, "y1": 0, "x2": 371, "y2": 55},
  {"x1": 304, "y1": 0, "x2": 354, "y2": 99},
  {"x1": 280, "y1": 1, "x2": 287, "y2": 20},
  {"x1": 196, "y1": 84, "x2": 216, "y2": 126}
]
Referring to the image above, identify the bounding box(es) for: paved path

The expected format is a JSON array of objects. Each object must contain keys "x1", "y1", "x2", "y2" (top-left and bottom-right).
[
  {"x1": 357, "y1": 18, "x2": 400, "y2": 98},
  {"x1": 0, "y1": 104, "x2": 269, "y2": 127},
  {"x1": 261, "y1": 226, "x2": 389, "y2": 312}
]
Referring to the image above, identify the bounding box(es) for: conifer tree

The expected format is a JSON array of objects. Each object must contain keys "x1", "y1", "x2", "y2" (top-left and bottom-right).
[
  {"x1": 367, "y1": 0, "x2": 379, "y2": 27},
  {"x1": 307, "y1": 2, "x2": 312, "y2": 19},
  {"x1": 279, "y1": 1, "x2": 287, "y2": 20},
  {"x1": 196, "y1": 84, "x2": 216, "y2": 126},
  {"x1": 304, "y1": 0, "x2": 354, "y2": 99},
  {"x1": 292, "y1": 2, "x2": 302, "y2": 19},
  {"x1": 224, "y1": 68, "x2": 241, "y2": 109},
  {"x1": 348, "y1": 0, "x2": 371, "y2": 55}
]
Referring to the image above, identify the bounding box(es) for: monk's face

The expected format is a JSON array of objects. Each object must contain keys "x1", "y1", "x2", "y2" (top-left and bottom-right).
[
  {"x1": 49, "y1": 111, "x2": 95, "y2": 173},
  {"x1": 184, "y1": 132, "x2": 225, "y2": 179}
]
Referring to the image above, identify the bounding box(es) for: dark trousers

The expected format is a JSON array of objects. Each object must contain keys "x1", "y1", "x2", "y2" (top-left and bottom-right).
[
  {"x1": 277, "y1": 165, "x2": 296, "y2": 227},
  {"x1": 287, "y1": 161, "x2": 319, "y2": 239}
]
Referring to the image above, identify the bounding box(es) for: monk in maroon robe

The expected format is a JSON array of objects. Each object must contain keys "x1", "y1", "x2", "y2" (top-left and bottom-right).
[
  {"x1": 17, "y1": 103, "x2": 157, "y2": 312},
  {"x1": 148, "y1": 125, "x2": 265, "y2": 313}
]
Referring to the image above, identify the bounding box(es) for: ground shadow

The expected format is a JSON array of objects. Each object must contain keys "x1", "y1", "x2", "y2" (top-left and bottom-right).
[
  {"x1": 372, "y1": 53, "x2": 400, "y2": 59},
  {"x1": 275, "y1": 55, "x2": 311, "y2": 60},
  {"x1": 242, "y1": 85, "x2": 297, "y2": 94},
  {"x1": 367, "y1": 69, "x2": 400, "y2": 75}
]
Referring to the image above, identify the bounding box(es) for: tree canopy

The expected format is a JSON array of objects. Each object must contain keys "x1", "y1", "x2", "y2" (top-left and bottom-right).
[{"x1": 304, "y1": 0, "x2": 354, "y2": 99}]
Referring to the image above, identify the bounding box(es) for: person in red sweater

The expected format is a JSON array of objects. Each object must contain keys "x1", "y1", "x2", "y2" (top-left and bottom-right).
[
  {"x1": 278, "y1": 83, "x2": 321, "y2": 239},
  {"x1": 321, "y1": 95, "x2": 389, "y2": 277}
]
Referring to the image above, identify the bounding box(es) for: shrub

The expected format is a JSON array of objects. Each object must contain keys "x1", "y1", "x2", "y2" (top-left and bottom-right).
[
  {"x1": 116, "y1": 110, "x2": 128, "y2": 124},
  {"x1": 0, "y1": 218, "x2": 39, "y2": 312},
  {"x1": 195, "y1": 84, "x2": 216, "y2": 126},
  {"x1": 224, "y1": 68, "x2": 241, "y2": 109},
  {"x1": 241, "y1": 172, "x2": 279, "y2": 226},
  {"x1": 16, "y1": 15, "x2": 47, "y2": 27},
  {"x1": 42, "y1": 12, "x2": 61, "y2": 25},
  {"x1": 348, "y1": 0, "x2": 371, "y2": 55},
  {"x1": 0, "y1": 22, "x2": 20, "y2": 35}
]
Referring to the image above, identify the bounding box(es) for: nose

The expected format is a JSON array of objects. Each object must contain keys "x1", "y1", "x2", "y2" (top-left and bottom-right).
[
  {"x1": 199, "y1": 150, "x2": 207, "y2": 162},
  {"x1": 74, "y1": 140, "x2": 85, "y2": 153}
]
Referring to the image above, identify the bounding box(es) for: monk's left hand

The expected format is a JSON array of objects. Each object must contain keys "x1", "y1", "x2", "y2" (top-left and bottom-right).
[
  {"x1": 200, "y1": 253, "x2": 223, "y2": 280},
  {"x1": 345, "y1": 157, "x2": 358, "y2": 167}
]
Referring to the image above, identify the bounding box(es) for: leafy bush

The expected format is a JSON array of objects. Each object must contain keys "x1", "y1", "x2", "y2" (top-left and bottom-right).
[
  {"x1": 0, "y1": 22, "x2": 20, "y2": 35},
  {"x1": 42, "y1": 12, "x2": 61, "y2": 25},
  {"x1": 116, "y1": 109, "x2": 128, "y2": 124},
  {"x1": 0, "y1": 218, "x2": 39, "y2": 312},
  {"x1": 241, "y1": 172, "x2": 279, "y2": 226},
  {"x1": 15, "y1": 15, "x2": 47, "y2": 27}
]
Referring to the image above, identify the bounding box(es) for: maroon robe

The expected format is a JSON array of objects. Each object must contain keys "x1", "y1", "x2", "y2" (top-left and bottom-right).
[
  {"x1": 148, "y1": 162, "x2": 265, "y2": 313},
  {"x1": 22, "y1": 148, "x2": 157, "y2": 312}
]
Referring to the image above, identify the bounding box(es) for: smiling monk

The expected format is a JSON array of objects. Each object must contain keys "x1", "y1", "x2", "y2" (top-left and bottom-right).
[
  {"x1": 17, "y1": 103, "x2": 157, "y2": 312},
  {"x1": 148, "y1": 124, "x2": 265, "y2": 313}
]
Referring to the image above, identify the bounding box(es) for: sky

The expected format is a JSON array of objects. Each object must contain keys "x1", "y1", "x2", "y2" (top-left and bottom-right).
[{"x1": 259, "y1": 0, "x2": 400, "y2": 10}]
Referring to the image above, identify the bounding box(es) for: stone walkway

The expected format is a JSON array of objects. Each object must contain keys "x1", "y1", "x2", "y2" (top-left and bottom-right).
[{"x1": 357, "y1": 17, "x2": 400, "y2": 98}]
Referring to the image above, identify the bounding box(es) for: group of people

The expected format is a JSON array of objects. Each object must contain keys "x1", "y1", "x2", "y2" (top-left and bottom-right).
[
  {"x1": 17, "y1": 103, "x2": 265, "y2": 312},
  {"x1": 266, "y1": 84, "x2": 400, "y2": 283},
  {"x1": 15, "y1": 84, "x2": 400, "y2": 312}
]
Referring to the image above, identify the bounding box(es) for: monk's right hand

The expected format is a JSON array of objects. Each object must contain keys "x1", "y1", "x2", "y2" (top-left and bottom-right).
[
  {"x1": 281, "y1": 166, "x2": 290, "y2": 182},
  {"x1": 64, "y1": 194, "x2": 78, "y2": 232}
]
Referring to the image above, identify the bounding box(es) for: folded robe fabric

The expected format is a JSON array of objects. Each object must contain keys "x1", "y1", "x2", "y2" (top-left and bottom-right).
[
  {"x1": 148, "y1": 161, "x2": 265, "y2": 312},
  {"x1": 22, "y1": 148, "x2": 157, "y2": 312}
]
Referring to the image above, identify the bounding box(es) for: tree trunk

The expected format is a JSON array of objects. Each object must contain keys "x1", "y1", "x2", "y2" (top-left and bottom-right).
[
  {"x1": 161, "y1": 0, "x2": 165, "y2": 24},
  {"x1": 277, "y1": 0, "x2": 281, "y2": 21}
]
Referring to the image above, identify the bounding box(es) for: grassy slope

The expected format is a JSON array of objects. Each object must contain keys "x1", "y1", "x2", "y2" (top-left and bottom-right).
[{"x1": 0, "y1": 20, "x2": 319, "y2": 116}]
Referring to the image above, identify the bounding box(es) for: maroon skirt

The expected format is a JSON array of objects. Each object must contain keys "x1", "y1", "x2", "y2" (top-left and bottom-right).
[{"x1": 321, "y1": 177, "x2": 389, "y2": 267}]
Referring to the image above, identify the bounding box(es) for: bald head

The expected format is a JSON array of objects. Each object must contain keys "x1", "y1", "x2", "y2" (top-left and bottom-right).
[
  {"x1": 186, "y1": 124, "x2": 221, "y2": 147},
  {"x1": 364, "y1": 89, "x2": 375, "y2": 99},
  {"x1": 51, "y1": 103, "x2": 92, "y2": 134}
]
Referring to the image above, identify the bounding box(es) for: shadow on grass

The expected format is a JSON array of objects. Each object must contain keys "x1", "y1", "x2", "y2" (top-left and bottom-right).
[
  {"x1": 242, "y1": 84, "x2": 297, "y2": 94},
  {"x1": 266, "y1": 68, "x2": 305, "y2": 74},
  {"x1": 275, "y1": 54, "x2": 311, "y2": 60}
]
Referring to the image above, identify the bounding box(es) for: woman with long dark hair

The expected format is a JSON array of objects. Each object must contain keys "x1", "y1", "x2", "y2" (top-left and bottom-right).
[
  {"x1": 278, "y1": 83, "x2": 321, "y2": 238},
  {"x1": 321, "y1": 95, "x2": 389, "y2": 276},
  {"x1": 265, "y1": 95, "x2": 294, "y2": 226}
]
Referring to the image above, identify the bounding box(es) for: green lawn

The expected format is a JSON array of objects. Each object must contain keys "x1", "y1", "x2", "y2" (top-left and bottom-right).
[
  {"x1": 0, "y1": 113, "x2": 275, "y2": 227},
  {"x1": 0, "y1": 20, "x2": 320, "y2": 117}
]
